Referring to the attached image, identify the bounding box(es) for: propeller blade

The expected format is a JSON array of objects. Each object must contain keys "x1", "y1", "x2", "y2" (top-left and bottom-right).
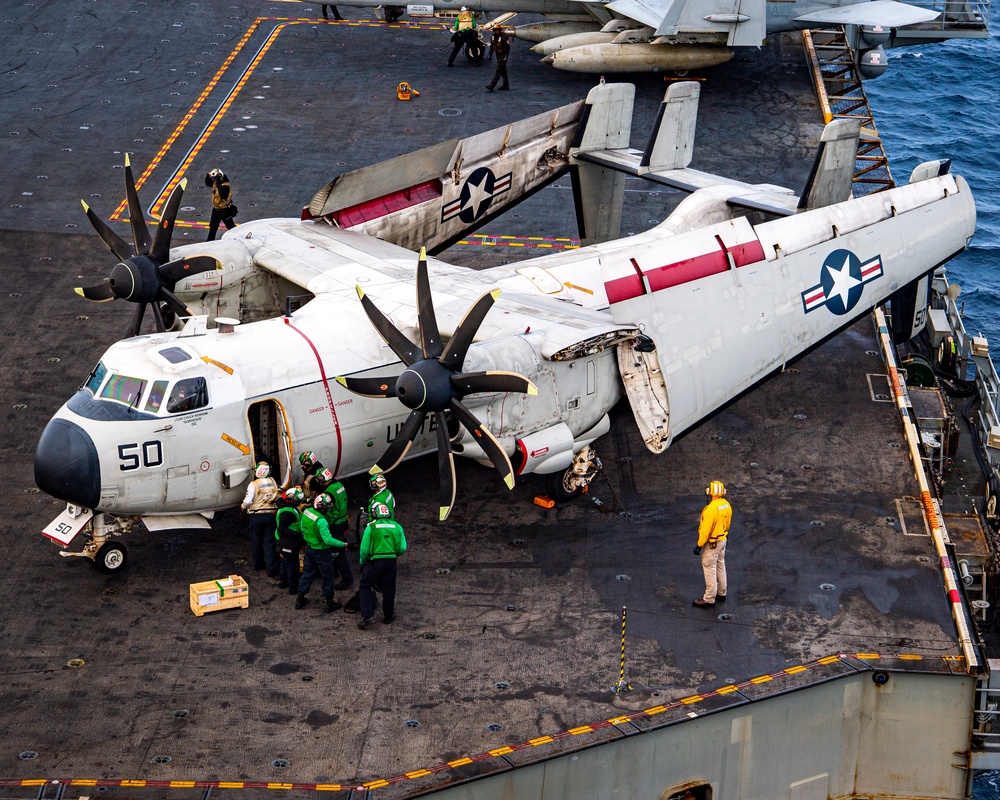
[
  {"x1": 74, "y1": 282, "x2": 116, "y2": 302},
  {"x1": 81, "y1": 200, "x2": 133, "y2": 261},
  {"x1": 151, "y1": 300, "x2": 167, "y2": 333},
  {"x1": 416, "y1": 248, "x2": 443, "y2": 359},
  {"x1": 435, "y1": 410, "x2": 456, "y2": 521},
  {"x1": 123, "y1": 154, "x2": 152, "y2": 256},
  {"x1": 439, "y1": 289, "x2": 500, "y2": 371},
  {"x1": 157, "y1": 286, "x2": 193, "y2": 324},
  {"x1": 335, "y1": 375, "x2": 398, "y2": 398},
  {"x1": 356, "y1": 286, "x2": 421, "y2": 366},
  {"x1": 374, "y1": 409, "x2": 425, "y2": 473},
  {"x1": 158, "y1": 254, "x2": 222, "y2": 285},
  {"x1": 125, "y1": 302, "x2": 147, "y2": 338},
  {"x1": 149, "y1": 178, "x2": 187, "y2": 263},
  {"x1": 448, "y1": 397, "x2": 515, "y2": 490},
  {"x1": 451, "y1": 370, "x2": 538, "y2": 397}
]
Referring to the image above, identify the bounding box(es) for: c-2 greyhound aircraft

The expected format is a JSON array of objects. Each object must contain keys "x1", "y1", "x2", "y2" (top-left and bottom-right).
[{"x1": 35, "y1": 81, "x2": 976, "y2": 572}]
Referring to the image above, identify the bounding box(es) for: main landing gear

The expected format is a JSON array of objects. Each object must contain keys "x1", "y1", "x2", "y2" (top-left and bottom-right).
[{"x1": 545, "y1": 445, "x2": 602, "y2": 503}]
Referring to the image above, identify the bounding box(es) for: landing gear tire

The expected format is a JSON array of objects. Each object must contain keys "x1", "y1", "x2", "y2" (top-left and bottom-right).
[
  {"x1": 94, "y1": 541, "x2": 128, "y2": 573},
  {"x1": 546, "y1": 470, "x2": 584, "y2": 504},
  {"x1": 465, "y1": 39, "x2": 484, "y2": 64}
]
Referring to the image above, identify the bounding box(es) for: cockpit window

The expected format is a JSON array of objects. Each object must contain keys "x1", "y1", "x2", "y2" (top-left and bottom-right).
[
  {"x1": 167, "y1": 377, "x2": 208, "y2": 414},
  {"x1": 84, "y1": 362, "x2": 107, "y2": 395},
  {"x1": 100, "y1": 374, "x2": 147, "y2": 407},
  {"x1": 158, "y1": 347, "x2": 192, "y2": 364},
  {"x1": 144, "y1": 380, "x2": 169, "y2": 413}
]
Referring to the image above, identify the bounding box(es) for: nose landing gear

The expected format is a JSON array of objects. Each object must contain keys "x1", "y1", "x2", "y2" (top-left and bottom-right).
[{"x1": 58, "y1": 513, "x2": 132, "y2": 574}]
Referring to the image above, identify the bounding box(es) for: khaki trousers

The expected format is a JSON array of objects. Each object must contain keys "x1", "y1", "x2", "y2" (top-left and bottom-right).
[{"x1": 701, "y1": 537, "x2": 727, "y2": 602}]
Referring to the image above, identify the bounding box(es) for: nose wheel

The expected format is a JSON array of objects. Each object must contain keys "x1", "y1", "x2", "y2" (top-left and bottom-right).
[{"x1": 94, "y1": 541, "x2": 128, "y2": 573}]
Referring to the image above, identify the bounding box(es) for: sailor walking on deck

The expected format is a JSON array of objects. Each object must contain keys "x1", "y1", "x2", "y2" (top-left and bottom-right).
[{"x1": 693, "y1": 480, "x2": 731, "y2": 608}]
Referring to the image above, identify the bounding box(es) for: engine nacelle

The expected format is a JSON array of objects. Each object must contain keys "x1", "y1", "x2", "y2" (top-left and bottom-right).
[
  {"x1": 515, "y1": 415, "x2": 611, "y2": 475},
  {"x1": 516, "y1": 423, "x2": 575, "y2": 475}
]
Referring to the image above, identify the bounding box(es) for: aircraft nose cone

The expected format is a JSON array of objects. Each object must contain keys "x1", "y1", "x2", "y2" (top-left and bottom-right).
[{"x1": 34, "y1": 418, "x2": 101, "y2": 509}]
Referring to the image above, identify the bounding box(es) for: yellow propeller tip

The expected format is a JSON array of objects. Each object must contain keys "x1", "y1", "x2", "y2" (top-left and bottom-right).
[
  {"x1": 73, "y1": 287, "x2": 85, "y2": 297},
  {"x1": 125, "y1": 153, "x2": 131, "y2": 167},
  {"x1": 179, "y1": 177, "x2": 188, "y2": 190},
  {"x1": 368, "y1": 466, "x2": 383, "y2": 476},
  {"x1": 490, "y1": 288, "x2": 501, "y2": 300},
  {"x1": 503, "y1": 475, "x2": 515, "y2": 490},
  {"x1": 439, "y1": 507, "x2": 451, "y2": 522},
  {"x1": 419, "y1": 246, "x2": 427, "y2": 260},
  {"x1": 334, "y1": 376, "x2": 347, "y2": 388},
  {"x1": 527, "y1": 383, "x2": 538, "y2": 396},
  {"x1": 356, "y1": 285, "x2": 365, "y2": 300},
  {"x1": 80, "y1": 199, "x2": 89, "y2": 212}
]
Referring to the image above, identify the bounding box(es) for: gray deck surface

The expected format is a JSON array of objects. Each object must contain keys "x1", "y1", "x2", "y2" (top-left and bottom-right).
[{"x1": 0, "y1": 0, "x2": 966, "y2": 795}]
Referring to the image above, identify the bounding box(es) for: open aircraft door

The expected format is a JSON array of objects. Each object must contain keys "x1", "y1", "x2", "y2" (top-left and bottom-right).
[{"x1": 247, "y1": 399, "x2": 293, "y2": 487}]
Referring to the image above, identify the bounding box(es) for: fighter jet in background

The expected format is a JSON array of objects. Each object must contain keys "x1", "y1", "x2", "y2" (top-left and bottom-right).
[{"x1": 297, "y1": 0, "x2": 988, "y2": 75}]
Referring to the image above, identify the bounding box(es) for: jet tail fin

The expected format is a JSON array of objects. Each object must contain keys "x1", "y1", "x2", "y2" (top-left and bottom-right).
[
  {"x1": 569, "y1": 82, "x2": 636, "y2": 246},
  {"x1": 796, "y1": 118, "x2": 862, "y2": 211}
]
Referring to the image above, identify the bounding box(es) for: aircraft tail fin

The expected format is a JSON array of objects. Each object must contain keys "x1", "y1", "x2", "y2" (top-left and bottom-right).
[
  {"x1": 640, "y1": 80, "x2": 699, "y2": 172},
  {"x1": 796, "y1": 118, "x2": 862, "y2": 211},
  {"x1": 569, "y1": 82, "x2": 636, "y2": 246}
]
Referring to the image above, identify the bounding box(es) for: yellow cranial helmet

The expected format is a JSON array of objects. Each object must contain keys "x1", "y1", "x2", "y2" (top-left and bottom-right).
[{"x1": 706, "y1": 480, "x2": 726, "y2": 497}]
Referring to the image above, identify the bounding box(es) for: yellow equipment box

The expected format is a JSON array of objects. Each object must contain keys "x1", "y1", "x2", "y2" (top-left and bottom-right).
[{"x1": 190, "y1": 575, "x2": 249, "y2": 616}]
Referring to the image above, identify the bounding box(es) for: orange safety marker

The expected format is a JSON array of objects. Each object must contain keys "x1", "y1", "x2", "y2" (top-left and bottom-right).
[{"x1": 533, "y1": 496, "x2": 555, "y2": 508}]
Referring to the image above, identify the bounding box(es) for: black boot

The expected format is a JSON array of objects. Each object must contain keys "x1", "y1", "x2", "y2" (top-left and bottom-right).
[
  {"x1": 323, "y1": 596, "x2": 342, "y2": 613},
  {"x1": 295, "y1": 593, "x2": 309, "y2": 609}
]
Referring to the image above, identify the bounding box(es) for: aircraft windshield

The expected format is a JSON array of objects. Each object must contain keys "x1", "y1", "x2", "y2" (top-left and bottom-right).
[
  {"x1": 84, "y1": 362, "x2": 107, "y2": 395},
  {"x1": 144, "y1": 380, "x2": 169, "y2": 414},
  {"x1": 100, "y1": 374, "x2": 147, "y2": 407},
  {"x1": 166, "y1": 377, "x2": 208, "y2": 414}
]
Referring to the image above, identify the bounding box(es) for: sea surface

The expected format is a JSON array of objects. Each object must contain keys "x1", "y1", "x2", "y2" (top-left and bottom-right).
[
  {"x1": 864, "y1": 16, "x2": 999, "y2": 345},
  {"x1": 863, "y1": 16, "x2": 999, "y2": 797}
]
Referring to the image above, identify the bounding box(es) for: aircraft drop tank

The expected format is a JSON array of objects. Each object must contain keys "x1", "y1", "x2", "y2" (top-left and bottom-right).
[{"x1": 542, "y1": 43, "x2": 734, "y2": 73}]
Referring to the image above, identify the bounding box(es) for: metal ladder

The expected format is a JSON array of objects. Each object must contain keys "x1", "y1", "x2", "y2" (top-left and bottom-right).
[{"x1": 802, "y1": 28, "x2": 895, "y2": 196}]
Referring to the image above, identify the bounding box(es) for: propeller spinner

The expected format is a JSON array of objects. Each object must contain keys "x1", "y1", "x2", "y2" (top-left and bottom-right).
[
  {"x1": 76, "y1": 155, "x2": 221, "y2": 337},
  {"x1": 336, "y1": 248, "x2": 537, "y2": 521}
]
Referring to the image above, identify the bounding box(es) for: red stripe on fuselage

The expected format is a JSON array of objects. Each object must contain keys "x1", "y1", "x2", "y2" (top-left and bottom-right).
[
  {"x1": 644, "y1": 250, "x2": 728, "y2": 292},
  {"x1": 283, "y1": 318, "x2": 343, "y2": 476}
]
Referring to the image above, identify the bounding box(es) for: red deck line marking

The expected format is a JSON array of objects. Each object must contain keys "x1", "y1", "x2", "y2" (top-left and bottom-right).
[{"x1": 283, "y1": 318, "x2": 343, "y2": 475}]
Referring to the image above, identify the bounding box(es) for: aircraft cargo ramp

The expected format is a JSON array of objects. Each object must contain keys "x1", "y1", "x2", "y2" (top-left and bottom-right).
[{"x1": 0, "y1": 2, "x2": 987, "y2": 799}]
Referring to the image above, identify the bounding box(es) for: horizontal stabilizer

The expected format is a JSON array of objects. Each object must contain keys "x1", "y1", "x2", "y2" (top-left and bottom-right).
[
  {"x1": 794, "y1": 0, "x2": 939, "y2": 27},
  {"x1": 603, "y1": 0, "x2": 663, "y2": 28}
]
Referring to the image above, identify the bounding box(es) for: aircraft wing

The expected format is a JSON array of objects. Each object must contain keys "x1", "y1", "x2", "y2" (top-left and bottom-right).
[
  {"x1": 304, "y1": 101, "x2": 585, "y2": 256},
  {"x1": 567, "y1": 0, "x2": 766, "y2": 45},
  {"x1": 793, "y1": 0, "x2": 939, "y2": 27}
]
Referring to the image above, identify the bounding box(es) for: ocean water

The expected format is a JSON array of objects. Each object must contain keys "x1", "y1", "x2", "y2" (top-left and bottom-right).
[
  {"x1": 864, "y1": 17, "x2": 1000, "y2": 344},
  {"x1": 864, "y1": 19, "x2": 999, "y2": 797}
]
